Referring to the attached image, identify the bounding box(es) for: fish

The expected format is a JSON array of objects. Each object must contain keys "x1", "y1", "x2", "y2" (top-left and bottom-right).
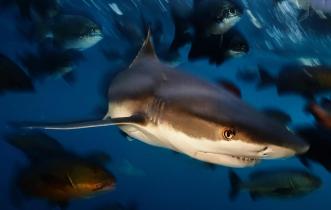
[
  {"x1": 0, "y1": 53, "x2": 34, "y2": 94},
  {"x1": 188, "y1": 28, "x2": 249, "y2": 65},
  {"x1": 22, "y1": 30, "x2": 309, "y2": 168},
  {"x1": 168, "y1": 0, "x2": 243, "y2": 63},
  {"x1": 217, "y1": 79, "x2": 242, "y2": 98},
  {"x1": 6, "y1": 131, "x2": 115, "y2": 209},
  {"x1": 275, "y1": 0, "x2": 329, "y2": 20},
  {"x1": 229, "y1": 169, "x2": 321, "y2": 201},
  {"x1": 0, "y1": 0, "x2": 60, "y2": 19},
  {"x1": 296, "y1": 126, "x2": 331, "y2": 172},
  {"x1": 192, "y1": 0, "x2": 243, "y2": 36},
  {"x1": 37, "y1": 14, "x2": 103, "y2": 51},
  {"x1": 258, "y1": 64, "x2": 331, "y2": 99},
  {"x1": 307, "y1": 102, "x2": 331, "y2": 129},
  {"x1": 20, "y1": 46, "x2": 84, "y2": 82}
]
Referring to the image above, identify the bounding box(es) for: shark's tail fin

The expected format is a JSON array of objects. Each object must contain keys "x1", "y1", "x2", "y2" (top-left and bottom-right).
[
  {"x1": 257, "y1": 66, "x2": 275, "y2": 89},
  {"x1": 229, "y1": 170, "x2": 242, "y2": 201}
]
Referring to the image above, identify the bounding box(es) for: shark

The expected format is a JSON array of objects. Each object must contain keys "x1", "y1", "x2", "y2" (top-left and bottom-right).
[{"x1": 24, "y1": 30, "x2": 309, "y2": 168}]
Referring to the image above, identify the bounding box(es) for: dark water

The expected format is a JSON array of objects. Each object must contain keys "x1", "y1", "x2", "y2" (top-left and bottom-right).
[{"x1": 1, "y1": 0, "x2": 331, "y2": 210}]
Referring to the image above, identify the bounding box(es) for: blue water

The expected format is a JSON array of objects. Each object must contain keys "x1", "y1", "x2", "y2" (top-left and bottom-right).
[{"x1": 1, "y1": 0, "x2": 331, "y2": 210}]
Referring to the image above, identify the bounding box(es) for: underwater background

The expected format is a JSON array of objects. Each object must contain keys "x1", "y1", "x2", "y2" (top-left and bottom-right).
[{"x1": 1, "y1": 0, "x2": 331, "y2": 209}]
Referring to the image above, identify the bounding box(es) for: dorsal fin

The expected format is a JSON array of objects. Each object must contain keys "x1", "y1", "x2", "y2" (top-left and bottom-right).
[{"x1": 129, "y1": 29, "x2": 156, "y2": 68}]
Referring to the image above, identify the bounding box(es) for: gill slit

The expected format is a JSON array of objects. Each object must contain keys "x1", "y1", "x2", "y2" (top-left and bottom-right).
[{"x1": 147, "y1": 98, "x2": 165, "y2": 125}]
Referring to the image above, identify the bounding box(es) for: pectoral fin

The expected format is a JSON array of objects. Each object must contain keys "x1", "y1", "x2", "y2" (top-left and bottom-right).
[
  {"x1": 21, "y1": 114, "x2": 146, "y2": 130},
  {"x1": 66, "y1": 174, "x2": 77, "y2": 189}
]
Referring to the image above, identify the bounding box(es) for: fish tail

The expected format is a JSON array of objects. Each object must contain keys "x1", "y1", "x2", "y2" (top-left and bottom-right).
[
  {"x1": 229, "y1": 170, "x2": 242, "y2": 201},
  {"x1": 257, "y1": 66, "x2": 275, "y2": 89}
]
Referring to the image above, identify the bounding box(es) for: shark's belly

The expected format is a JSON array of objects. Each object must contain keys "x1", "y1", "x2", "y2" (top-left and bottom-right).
[{"x1": 107, "y1": 100, "x2": 207, "y2": 153}]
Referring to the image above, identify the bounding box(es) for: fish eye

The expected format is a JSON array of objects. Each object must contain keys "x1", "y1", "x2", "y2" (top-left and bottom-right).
[
  {"x1": 94, "y1": 183, "x2": 103, "y2": 188},
  {"x1": 223, "y1": 129, "x2": 236, "y2": 140}
]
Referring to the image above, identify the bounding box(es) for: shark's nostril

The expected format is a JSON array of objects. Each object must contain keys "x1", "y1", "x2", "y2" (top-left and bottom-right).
[{"x1": 258, "y1": 146, "x2": 268, "y2": 153}]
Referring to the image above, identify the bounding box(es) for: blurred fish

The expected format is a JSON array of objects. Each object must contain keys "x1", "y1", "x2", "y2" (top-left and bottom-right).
[
  {"x1": 261, "y1": 108, "x2": 292, "y2": 126},
  {"x1": 24, "y1": 30, "x2": 309, "y2": 168},
  {"x1": 275, "y1": 0, "x2": 329, "y2": 20},
  {"x1": 258, "y1": 65, "x2": 331, "y2": 99},
  {"x1": 193, "y1": 0, "x2": 243, "y2": 35},
  {"x1": 296, "y1": 126, "x2": 331, "y2": 172},
  {"x1": 188, "y1": 28, "x2": 249, "y2": 65},
  {"x1": 20, "y1": 46, "x2": 84, "y2": 82},
  {"x1": 36, "y1": 14, "x2": 103, "y2": 50},
  {"x1": 6, "y1": 132, "x2": 115, "y2": 209},
  {"x1": 217, "y1": 79, "x2": 242, "y2": 98},
  {"x1": 0, "y1": 0, "x2": 60, "y2": 19},
  {"x1": 229, "y1": 169, "x2": 321, "y2": 201},
  {"x1": 168, "y1": 0, "x2": 243, "y2": 60},
  {"x1": 307, "y1": 102, "x2": 331, "y2": 129},
  {"x1": 0, "y1": 54, "x2": 34, "y2": 94}
]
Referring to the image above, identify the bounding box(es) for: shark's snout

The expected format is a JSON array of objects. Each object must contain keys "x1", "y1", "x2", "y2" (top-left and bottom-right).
[{"x1": 258, "y1": 136, "x2": 310, "y2": 159}]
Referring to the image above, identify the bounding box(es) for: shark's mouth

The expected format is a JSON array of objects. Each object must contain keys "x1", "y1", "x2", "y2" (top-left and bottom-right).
[
  {"x1": 230, "y1": 155, "x2": 260, "y2": 163},
  {"x1": 195, "y1": 152, "x2": 261, "y2": 168}
]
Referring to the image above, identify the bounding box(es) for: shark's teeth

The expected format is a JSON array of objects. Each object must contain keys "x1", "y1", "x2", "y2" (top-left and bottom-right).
[{"x1": 231, "y1": 155, "x2": 258, "y2": 162}]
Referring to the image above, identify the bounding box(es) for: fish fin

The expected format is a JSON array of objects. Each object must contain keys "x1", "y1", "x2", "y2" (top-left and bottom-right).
[
  {"x1": 257, "y1": 66, "x2": 275, "y2": 89},
  {"x1": 229, "y1": 170, "x2": 242, "y2": 201},
  {"x1": 129, "y1": 29, "x2": 156, "y2": 68},
  {"x1": 19, "y1": 114, "x2": 146, "y2": 130},
  {"x1": 118, "y1": 130, "x2": 135, "y2": 141},
  {"x1": 66, "y1": 174, "x2": 77, "y2": 189}
]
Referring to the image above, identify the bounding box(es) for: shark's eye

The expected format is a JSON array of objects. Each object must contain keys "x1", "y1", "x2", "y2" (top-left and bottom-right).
[{"x1": 223, "y1": 129, "x2": 236, "y2": 140}]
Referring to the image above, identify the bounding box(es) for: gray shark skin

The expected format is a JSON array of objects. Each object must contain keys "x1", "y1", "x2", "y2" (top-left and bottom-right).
[{"x1": 24, "y1": 31, "x2": 309, "y2": 168}]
